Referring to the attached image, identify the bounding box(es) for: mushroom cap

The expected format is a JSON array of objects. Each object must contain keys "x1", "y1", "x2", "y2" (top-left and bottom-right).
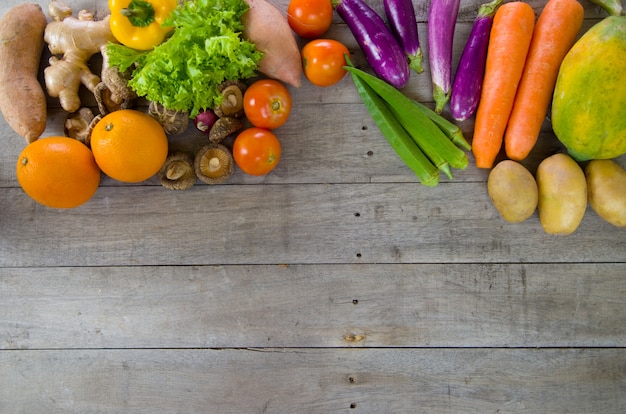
[
  {"x1": 158, "y1": 152, "x2": 196, "y2": 190},
  {"x1": 208, "y1": 116, "x2": 243, "y2": 144},
  {"x1": 194, "y1": 144, "x2": 235, "y2": 185},
  {"x1": 214, "y1": 80, "x2": 247, "y2": 118}
]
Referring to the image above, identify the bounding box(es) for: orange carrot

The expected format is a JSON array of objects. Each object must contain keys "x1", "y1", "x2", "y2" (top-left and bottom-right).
[
  {"x1": 471, "y1": 2, "x2": 535, "y2": 169},
  {"x1": 504, "y1": 0, "x2": 584, "y2": 161}
]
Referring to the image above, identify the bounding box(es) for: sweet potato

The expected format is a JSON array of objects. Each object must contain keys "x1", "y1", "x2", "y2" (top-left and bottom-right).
[
  {"x1": 0, "y1": 3, "x2": 48, "y2": 143},
  {"x1": 243, "y1": 0, "x2": 302, "y2": 88}
]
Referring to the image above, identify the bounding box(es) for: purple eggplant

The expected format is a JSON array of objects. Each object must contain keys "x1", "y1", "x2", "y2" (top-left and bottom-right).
[
  {"x1": 428, "y1": 0, "x2": 461, "y2": 113},
  {"x1": 332, "y1": 0, "x2": 410, "y2": 89},
  {"x1": 383, "y1": 0, "x2": 424, "y2": 74},
  {"x1": 450, "y1": 0, "x2": 502, "y2": 121}
]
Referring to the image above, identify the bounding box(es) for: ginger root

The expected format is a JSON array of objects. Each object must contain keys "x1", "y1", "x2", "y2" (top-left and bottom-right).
[{"x1": 44, "y1": 1, "x2": 118, "y2": 113}]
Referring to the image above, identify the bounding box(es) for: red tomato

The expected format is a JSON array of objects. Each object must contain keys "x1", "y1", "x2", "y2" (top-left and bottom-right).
[
  {"x1": 233, "y1": 127, "x2": 282, "y2": 176},
  {"x1": 287, "y1": 0, "x2": 333, "y2": 39},
  {"x1": 243, "y1": 79, "x2": 292, "y2": 130},
  {"x1": 302, "y1": 39, "x2": 350, "y2": 87}
]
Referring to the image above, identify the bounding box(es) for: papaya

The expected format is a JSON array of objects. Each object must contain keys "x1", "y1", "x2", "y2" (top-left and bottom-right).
[{"x1": 551, "y1": 16, "x2": 626, "y2": 161}]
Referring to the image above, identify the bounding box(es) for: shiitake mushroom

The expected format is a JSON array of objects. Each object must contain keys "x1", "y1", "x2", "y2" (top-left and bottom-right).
[
  {"x1": 158, "y1": 152, "x2": 196, "y2": 190},
  {"x1": 64, "y1": 107, "x2": 95, "y2": 144},
  {"x1": 208, "y1": 116, "x2": 243, "y2": 143},
  {"x1": 194, "y1": 144, "x2": 235, "y2": 185},
  {"x1": 214, "y1": 80, "x2": 246, "y2": 118},
  {"x1": 64, "y1": 108, "x2": 103, "y2": 147}
]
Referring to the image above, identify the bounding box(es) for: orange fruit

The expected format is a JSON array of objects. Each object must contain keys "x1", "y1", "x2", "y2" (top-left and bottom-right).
[
  {"x1": 90, "y1": 109, "x2": 169, "y2": 183},
  {"x1": 16, "y1": 136, "x2": 101, "y2": 209}
]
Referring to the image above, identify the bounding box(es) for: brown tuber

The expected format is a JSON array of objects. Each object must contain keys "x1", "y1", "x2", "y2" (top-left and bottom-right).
[
  {"x1": 242, "y1": 0, "x2": 302, "y2": 87},
  {"x1": 158, "y1": 152, "x2": 197, "y2": 190},
  {"x1": 0, "y1": 3, "x2": 48, "y2": 142},
  {"x1": 44, "y1": 1, "x2": 118, "y2": 113},
  {"x1": 194, "y1": 144, "x2": 235, "y2": 184}
]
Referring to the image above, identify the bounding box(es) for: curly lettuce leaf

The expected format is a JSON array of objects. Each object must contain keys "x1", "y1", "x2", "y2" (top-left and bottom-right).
[{"x1": 108, "y1": 0, "x2": 262, "y2": 118}]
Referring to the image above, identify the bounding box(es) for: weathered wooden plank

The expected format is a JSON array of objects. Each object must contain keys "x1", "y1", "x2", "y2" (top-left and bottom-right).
[
  {"x1": 0, "y1": 102, "x2": 576, "y2": 187},
  {"x1": 1, "y1": 263, "x2": 625, "y2": 349},
  {"x1": 0, "y1": 0, "x2": 623, "y2": 412},
  {"x1": 1, "y1": 348, "x2": 625, "y2": 413},
  {"x1": 1, "y1": 184, "x2": 624, "y2": 267},
  {"x1": 2, "y1": 102, "x2": 624, "y2": 188}
]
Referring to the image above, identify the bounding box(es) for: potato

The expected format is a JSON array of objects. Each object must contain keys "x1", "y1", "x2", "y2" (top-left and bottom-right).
[
  {"x1": 487, "y1": 160, "x2": 538, "y2": 223},
  {"x1": 0, "y1": 4, "x2": 48, "y2": 143},
  {"x1": 536, "y1": 153, "x2": 587, "y2": 235},
  {"x1": 585, "y1": 159, "x2": 626, "y2": 227}
]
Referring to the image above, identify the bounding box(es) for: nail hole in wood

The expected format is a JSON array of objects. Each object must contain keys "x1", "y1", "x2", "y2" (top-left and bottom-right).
[
  {"x1": 352, "y1": 299, "x2": 358, "y2": 305},
  {"x1": 350, "y1": 403, "x2": 357, "y2": 409}
]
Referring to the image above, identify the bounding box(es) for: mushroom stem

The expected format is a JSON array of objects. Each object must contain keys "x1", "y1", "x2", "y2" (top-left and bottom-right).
[{"x1": 194, "y1": 143, "x2": 235, "y2": 184}]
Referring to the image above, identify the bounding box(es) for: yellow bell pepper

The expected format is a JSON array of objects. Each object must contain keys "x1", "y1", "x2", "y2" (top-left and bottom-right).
[{"x1": 109, "y1": 0, "x2": 177, "y2": 50}]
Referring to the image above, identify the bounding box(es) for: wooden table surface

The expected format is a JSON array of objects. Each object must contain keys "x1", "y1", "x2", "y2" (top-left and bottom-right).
[{"x1": 1, "y1": 0, "x2": 625, "y2": 412}]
